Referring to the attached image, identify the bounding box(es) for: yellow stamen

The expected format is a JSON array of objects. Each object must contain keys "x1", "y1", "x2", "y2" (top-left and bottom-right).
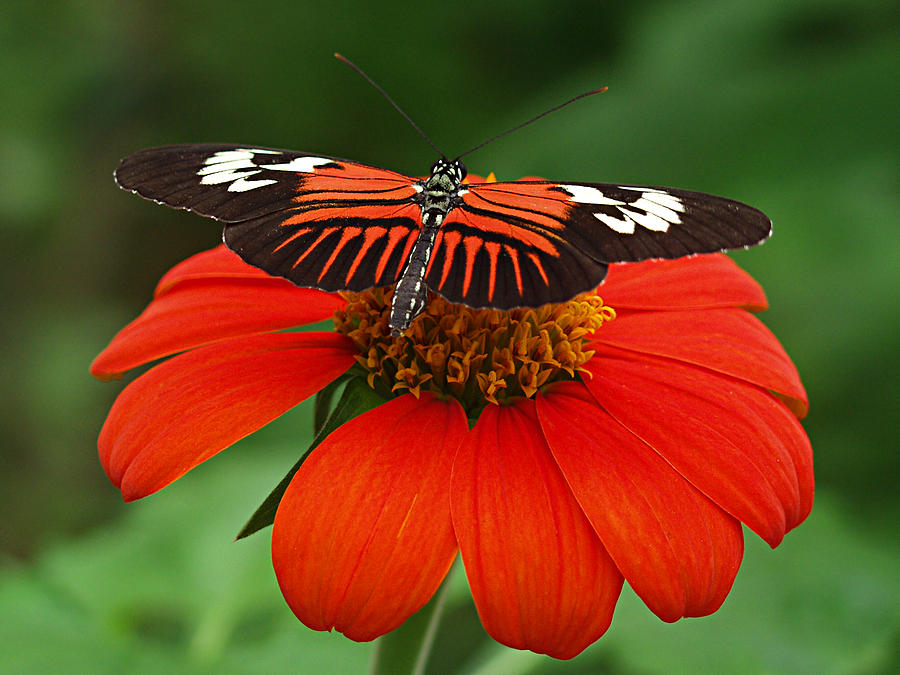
[{"x1": 334, "y1": 288, "x2": 615, "y2": 415}]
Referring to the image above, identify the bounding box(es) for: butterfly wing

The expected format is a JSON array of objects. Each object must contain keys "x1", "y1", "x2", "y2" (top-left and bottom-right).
[
  {"x1": 115, "y1": 144, "x2": 423, "y2": 291},
  {"x1": 426, "y1": 180, "x2": 771, "y2": 308},
  {"x1": 116, "y1": 147, "x2": 772, "y2": 307}
]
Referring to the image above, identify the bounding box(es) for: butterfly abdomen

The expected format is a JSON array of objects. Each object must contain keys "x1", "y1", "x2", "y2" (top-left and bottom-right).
[
  {"x1": 389, "y1": 159, "x2": 467, "y2": 335},
  {"x1": 390, "y1": 215, "x2": 442, "y2": 335}
]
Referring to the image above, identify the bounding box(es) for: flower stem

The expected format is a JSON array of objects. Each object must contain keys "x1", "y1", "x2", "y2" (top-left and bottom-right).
[{"x1": 368, "y1": 557, "x2": 458, "y2": 675}]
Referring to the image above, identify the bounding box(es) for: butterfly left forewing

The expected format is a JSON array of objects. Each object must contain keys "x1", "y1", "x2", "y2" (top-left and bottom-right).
[
  {"x1": 115, "y1": 144, "x2": 357, "y2": 222},
  {"x1": 115, "y1": 144, "x2": 420, "y2": 221}
]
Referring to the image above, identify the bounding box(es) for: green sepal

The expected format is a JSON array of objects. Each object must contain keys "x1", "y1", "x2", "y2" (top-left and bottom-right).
[{"x1": 235, "y1": 376, "x2": 387, "y2": 540}]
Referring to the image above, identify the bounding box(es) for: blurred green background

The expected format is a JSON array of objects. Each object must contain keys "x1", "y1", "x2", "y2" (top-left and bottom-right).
[{"x1": 2, "y1": 0, "x2": 898, "y2": 672}]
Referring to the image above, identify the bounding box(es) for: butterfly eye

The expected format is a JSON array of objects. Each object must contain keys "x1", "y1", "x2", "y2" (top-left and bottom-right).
[
  {"x1": 430, "y1": 159, "x2": 445, "y2": 175},
  {"x1": 455, "y1": 160, "x2": 467, "y2": 180}
]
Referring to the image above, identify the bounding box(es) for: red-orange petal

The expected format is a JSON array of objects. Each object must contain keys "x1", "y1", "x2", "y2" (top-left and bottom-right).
[
  {"x1": 154, "y1": 245, "x2": 274, "y2": 294},
  {"x1": 601, "y1": 254, "x2": 768, "y2": 311},
  {"x1": 99, "y1": 332, "x2": 356, "y2": 501},
  {"x1": 537, "y1": 383, "x2": 744, "y2": 621},
  {"x1": 584, "y1": 348, "x2": 814, "y2": 547},
  {"x1": 272, "y1": 393, "x2": 467, "y2": 641},
  {"x1": 591, "y1": 308, "x2": 808, "y2": 418},
  {"x1": 91, "y1": 249, "x2": 345, "y2": 379},
  {"x1": 450, "y1": 400, "x2": 623, "y2": 659}
]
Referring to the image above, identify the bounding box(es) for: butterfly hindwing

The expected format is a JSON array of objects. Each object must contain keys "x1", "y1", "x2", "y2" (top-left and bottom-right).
[
  {"x1": 424, "y1": 198, "x2": 609, "y2": 309},
  {"x1": 223, "y1": 205, "x2": 421, "y2": 292}
]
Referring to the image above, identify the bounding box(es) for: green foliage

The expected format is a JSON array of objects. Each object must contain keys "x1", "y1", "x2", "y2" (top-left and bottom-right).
[
  {"x1": 0, "y1": 446, "x2": 372, "y2": 674},
  {"x1": 1, "y1": 0, "x2": 898, "y2": 671}
]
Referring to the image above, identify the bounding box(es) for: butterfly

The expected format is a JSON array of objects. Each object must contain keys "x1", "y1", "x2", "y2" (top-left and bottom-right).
[{"x1": 115, "y1": 143, "x2": 770, "y2": 335}]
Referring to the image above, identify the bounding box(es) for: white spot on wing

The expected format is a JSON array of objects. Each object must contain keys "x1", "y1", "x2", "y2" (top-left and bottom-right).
[
  {"x1": 200, "y1": 169, "x2": 263, "y2": 185},
  {"x1": 264, "y1": 156, "x2": 334, "y2": 173},
  {"x1": 198, "y1": 149, "x2": 332, "y2": 192},
  {"x1": 204, "y1": 150, "x2": 253, "y2": 164},
  {"x1": 595, "y1": 212, "x2": 635, "y2": 234},
  {"x1": 228, "y1": 177, "x2": 278, "y2": 192},
  {"x1": 563, "y1": 184, "x2": 685, "y2": 234},
  {"x1": 622, "y1": 207, "x2": 669, "y2": 232},
  {"x1": 204, "y1": 148, "x2": 279, "y2": 164},
  {"x1": 630, "y1": 197, "x2": 681, "y2": 223},
  {"x1": 197, "y1": 159, "x2": 257, "y2": 175},
  {"x1": 560, "y1": 184, "x2": 621, "y2": 206},
  {"x1": 641, "y1": 191, "x2": 685, "y2": 213}
]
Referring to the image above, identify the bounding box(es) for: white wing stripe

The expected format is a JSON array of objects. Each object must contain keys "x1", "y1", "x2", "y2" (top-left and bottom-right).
[
  {"x1": 197, "y1": 159, "x2": 258, "y2": 175},
  {"x1": 630, "y1": 197, "x2": 681, "y2": 224},
  {"x1": 227, "y1": 177, "x2": 279, "y2": 192},
  {"x1": 203, "y1": 148, "x2": 280, "y2": 165},
  {"x1": 264, "y1": 157, "x2": 334, "y2": 173},
  {"x1": 623, "y1": 207, "x2": 670, "y2": 232},
  {"x1": 595, "y1": 211, "x2": 635, "y2": 234},
  {"x1": 641, "y1": 191, "x2": 685, "y2": 213},
  {"x1": 200, "y1": 169, "x2": 263, "y2": 185},
  {"x1": 559, "y1": 184, "x2": 621, "y2": 205}
]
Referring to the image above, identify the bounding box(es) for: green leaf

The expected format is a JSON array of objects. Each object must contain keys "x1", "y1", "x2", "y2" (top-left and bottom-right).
[
  {"x1": 313, "y1": 373, "x2": 352, "y2": 436},
  {"x1": 235, "y1": 377, "x2": 386, "y2": 540}
]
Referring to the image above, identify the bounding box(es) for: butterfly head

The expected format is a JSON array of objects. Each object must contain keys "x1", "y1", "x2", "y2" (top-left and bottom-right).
[{"x1": 430, "y1": 158, "x2": 467, "y2": 183}]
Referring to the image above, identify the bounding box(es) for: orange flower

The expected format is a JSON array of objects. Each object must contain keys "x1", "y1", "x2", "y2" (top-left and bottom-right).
[{"x1": 92, "y1": 245, "x2": 812, "y2": 659}]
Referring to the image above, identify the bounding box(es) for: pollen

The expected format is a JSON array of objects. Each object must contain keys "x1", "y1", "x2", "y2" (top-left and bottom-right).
[{"x1": 334, "y1": 288, "x2": 615, "y2": 414}]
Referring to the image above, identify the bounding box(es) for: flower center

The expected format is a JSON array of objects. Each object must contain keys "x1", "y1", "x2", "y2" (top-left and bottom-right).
[{"x1": 334, "y1": 289, "x2": 615, "y2": 415}]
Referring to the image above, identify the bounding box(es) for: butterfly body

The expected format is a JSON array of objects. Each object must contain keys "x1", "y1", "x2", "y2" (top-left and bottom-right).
[
  {"x1": 115, "y1": 144, "x2": 772, "y2": 335},
  {"x1": 391, "y1": 159, "x2": 467, "y2": 334}
]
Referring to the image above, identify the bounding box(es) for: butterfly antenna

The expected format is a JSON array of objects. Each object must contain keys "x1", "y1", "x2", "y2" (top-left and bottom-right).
[
  {"x1": 335, "y1": 53, "x2": 447, "y2": 159},
  {"x1": 454, "y1": 87, "x2": 608, "y2": 161}
]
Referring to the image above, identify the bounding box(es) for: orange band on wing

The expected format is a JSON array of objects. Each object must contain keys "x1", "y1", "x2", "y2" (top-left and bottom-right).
[
  {"x1": 446, "y1": 211, "x2": 561, "y2": 256},
  {"x1": 504, "y1": 244, "x2": 524, "y2": 296},
  {"x1": 344, "y1": 226, "x2": 388, "y2": 284},
  {"x1": 282, "y1": 202, "x2": 418, "y2": 224},
  {"x1": 272, "y1": 226, "x2": 314, "y2": 253},
  {"x1": 461, "y1": 236, "x2": 481, "y2": 298},
  {"x1": 374, "y1": 226, "x2": 414, "y2": 283},
  {"x1": 290, "y1": 227, "x2": 339, "y2": 269},
  {"x1": 527, "y1": 252, "x2": 550, "y2": 285},
  {"x1": 317, "y1": 226, "x2": 364, "y2": 282},
  {"x1": 463, "y1": 183, "x2": 571, "y2": 230},
  {"x1": 483, "y1": 241, "x2": 501, "y2": 302},
  {"x1": 433, "y1": 230, "x2": 462, "y2": 290}
]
